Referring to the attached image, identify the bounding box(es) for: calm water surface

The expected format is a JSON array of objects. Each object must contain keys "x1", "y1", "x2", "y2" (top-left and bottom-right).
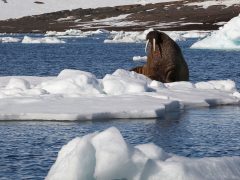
[{"x1": 0, "y1": 34, "x2": 239, "y2": 179}]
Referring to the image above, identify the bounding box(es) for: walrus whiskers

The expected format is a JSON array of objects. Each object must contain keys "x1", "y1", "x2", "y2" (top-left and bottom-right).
[
  {"x1": 145, "y1": 39, "x2": 149, "y2": 53},
  {"x1": 153, "y1": 38, "x2": 156, "y2": 52}
]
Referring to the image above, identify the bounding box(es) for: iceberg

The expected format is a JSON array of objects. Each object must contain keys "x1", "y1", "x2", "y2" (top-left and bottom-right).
[
  {"x1": 0, "y1": 69, "x2": 239, "y2": 121},
  {"x1": 46, "y1": 127, "x2": 240, "y2": 180},
  {"x1": 191, "y1": 14, "x2": 240, "y2": 50}
]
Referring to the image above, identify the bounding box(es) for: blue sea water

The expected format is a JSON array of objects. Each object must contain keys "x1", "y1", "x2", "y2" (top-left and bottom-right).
[{"x1": 0, "y1": 34, "x2": 240, "y2": 179}]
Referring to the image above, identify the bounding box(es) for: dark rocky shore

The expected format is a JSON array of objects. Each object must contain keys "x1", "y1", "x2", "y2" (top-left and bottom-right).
[{"x1": 0, "y1": 0, "x2": 239, "y2": 33}]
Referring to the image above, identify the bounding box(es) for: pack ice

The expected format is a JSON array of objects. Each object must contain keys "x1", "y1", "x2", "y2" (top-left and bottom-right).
[
  {"x1": 0, "y1": 69, "x2": 239, "y2": 121},
  {"x1": 46, "y1": 127, "x2": 240, "y2": 180}
]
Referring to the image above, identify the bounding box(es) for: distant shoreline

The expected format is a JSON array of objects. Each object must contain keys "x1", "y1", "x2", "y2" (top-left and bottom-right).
[{"x1": 0, "y1": 0, "x2": 239, "y2": 33}]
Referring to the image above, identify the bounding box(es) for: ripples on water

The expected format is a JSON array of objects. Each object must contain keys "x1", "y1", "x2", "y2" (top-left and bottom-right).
[{"x1": 0, "y1": 35, "x2": 240, "y2": 179}]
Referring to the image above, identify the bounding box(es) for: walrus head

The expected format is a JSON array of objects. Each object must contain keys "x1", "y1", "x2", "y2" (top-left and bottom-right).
[
  {"x1": 145, "y1": 31, "x2": 162, "y2": 57},
  {"x1": 145, "y1": 30, "x2": 162, "y2": 54}
]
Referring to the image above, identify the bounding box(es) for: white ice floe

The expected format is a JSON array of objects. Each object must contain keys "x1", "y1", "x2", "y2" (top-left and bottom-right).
[
  {"x1": 133, "y1": 56, "x2": 147, "y2": 62},
  {"x1": 104, "y1": 29, "x2": 187, "y2": 43},
  {"x1": 104, "y1": 29, "x2": 210, "y2": 43},
  {"x1": 45, "y1": 29, "x2": 108, "y2": 38},
  {"x1": 0, "y1": 69, "x2": 239, "y2": 121},
  {"x1": 0, "y1": 37, "x2": 21, "y2": 43},
  {"x1": 46, "y1": 127, "x2": 240, "y2": 180},
  {"x1": 104, "y1": 29, "x2": 153, "y2": 43},
  {"x1": 22, "y1": 36, "x2": 65, "y2": 44},
  {"x1": 191, "y1": 14, "x2": 240, "y2": 50},
  {"x1": 45, "y1": 29, "x2": 86, "y2": 37}
]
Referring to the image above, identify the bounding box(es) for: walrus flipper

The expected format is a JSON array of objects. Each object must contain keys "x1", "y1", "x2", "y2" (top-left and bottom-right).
[
  {"x1": 130, "y1": 66, "x2": 144, "y2": 74},
  {"x1": 165, "y1": 68, "x2": 177, "y2": 83}
]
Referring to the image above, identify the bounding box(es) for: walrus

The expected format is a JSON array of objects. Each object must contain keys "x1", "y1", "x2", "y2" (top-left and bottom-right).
[{"x1": 131, "y1": 30, "x2": 189, "y2": 83}]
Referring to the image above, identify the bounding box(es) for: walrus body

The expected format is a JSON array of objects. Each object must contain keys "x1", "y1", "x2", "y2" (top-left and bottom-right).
[{"x1": 131, "y1": 31, "x2": 189, "y2": 83}]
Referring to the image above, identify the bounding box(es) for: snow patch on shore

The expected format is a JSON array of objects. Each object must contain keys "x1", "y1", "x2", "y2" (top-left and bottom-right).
[
  {"x1": 186, "y1": 0, "x2": 239, "y2": 9},
  {"x1": 0, "y1": 0, "x2": 178, "y2": 20},
  {"x1": 46, "y1": 127, "x2": 240, "y2": 180}
]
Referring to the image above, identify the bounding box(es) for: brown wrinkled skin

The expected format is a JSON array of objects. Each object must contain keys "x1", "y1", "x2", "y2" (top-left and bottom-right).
[{"x1": 131, "y1": 31, "x2": 189, "y2": 83}]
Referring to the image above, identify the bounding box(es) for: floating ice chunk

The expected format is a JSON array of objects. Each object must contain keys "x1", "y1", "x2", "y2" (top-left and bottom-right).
[
  {"x1": 22, "y1": 36, "x2": 65, "y2": 44},
  {"x1": 102, "y1": 69, "x2": 151, "y2": 95},
  {"x1": 45, "y1": 29, "x2": 108, "y2": 38},
  {"x1": 45, "y1": 29, "x2": 86, "y2": 37},
  {"x1": 39, "y1": 69, "x2": 103, "y2": 96},
  {"x1": 104, "y1": 29, "x2": 190, "y2": 44},
  {"x1": 46, "y1": 127, "x2": 240, "y2": 180},
  {"x1": 104, "y1": 28, "x2": 154, "y2": 43},
  {"x1": 46, "y1": 136, "x2": 96, "y2": 180},
  {"x1": 191, "y1": 14, "x2": 240, "y2": 50},
  {"x1": 133, "y1": 56, "x2": 147, "y2": 62},
  {"x1": 0, "y1": 37, "x2": 21, "y2": 43}
]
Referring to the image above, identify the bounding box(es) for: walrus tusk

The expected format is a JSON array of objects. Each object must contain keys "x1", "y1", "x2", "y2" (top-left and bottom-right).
[
  {"x1": 145, "y1": 39, "x2": 149, "y2": 53},
  {"x1": 153, "y1": 38, "x2": 156, "y2": 52}
]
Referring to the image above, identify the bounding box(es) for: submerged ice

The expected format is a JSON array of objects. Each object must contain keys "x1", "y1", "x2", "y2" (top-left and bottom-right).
[
  {"x1": 46, "y1": 127, "x2": 240, "y2": 180},
  {"x1": 0, "y1": 69, "x2": 239, "y2": 121}
]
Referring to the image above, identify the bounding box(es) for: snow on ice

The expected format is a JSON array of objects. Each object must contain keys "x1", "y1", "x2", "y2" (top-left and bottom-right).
[
  {"x1": 104, "y1": 29, "x2": 209, "y2": 43},
  {"x1": 22, "y1": 36, "x2": 65, "y2": 44},
  {"x1": 191, "y1": 14, "x2": 240, "y2": 50},
  {"x1": 46, "y1": 127, "x2": 240, "y2": 180},
  {"x1": 0, "y1": 37, "x2": 21, "y2": 43},
  {"x1": 0, "y1": 69, "x2": 239, "y2": 121},
  {"x1": 45, "y1": 29, "x2": 107, "y2": 38}
]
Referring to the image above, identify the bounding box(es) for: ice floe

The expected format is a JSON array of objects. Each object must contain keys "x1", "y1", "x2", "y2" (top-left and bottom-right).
[
  {"x1": 0, "y1": 69, "x2": 239, "y2": 121},
  {"x1": 104, "y1": 29, "x2": 153, "y2": 43},
  {"x1": 0, "y1": 37, "x2": 21, "y2": 43},
  {"x1": 104, "y1": 29, "x2": 209, "y2": 43},
  {"x1": 191, "y1": 14, "x2": 240, "y2": 50},
  {"x1": 22, "y1": 36, "x2": 65, "y2": 44},
  {"x1": 46, "y1": 127, "x2": 240, "y2": 180},
  {"x1": 45, "y1": 29, "x2": 107, "y2": 38},
  {"x1": 133, "y1": 56, "x2": 147, "y2": 62}
]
